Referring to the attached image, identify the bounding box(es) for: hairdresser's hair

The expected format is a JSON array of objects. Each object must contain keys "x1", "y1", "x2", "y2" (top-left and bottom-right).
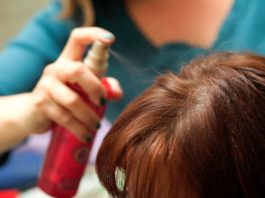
[
  {"x1": 60, "y1": 0, "x2": 95, "y2": 26},
  {"x1": 96, "y1": 52, "x2": 265, "y2": 198}
]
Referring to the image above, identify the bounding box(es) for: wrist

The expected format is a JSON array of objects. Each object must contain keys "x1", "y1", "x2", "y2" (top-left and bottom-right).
[{"x1": 0, "y1": 93, "x2": 35, "y2": 152}]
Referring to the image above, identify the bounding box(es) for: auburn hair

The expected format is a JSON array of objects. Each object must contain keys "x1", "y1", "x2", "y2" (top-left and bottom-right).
[{"x1": 96, "y1": 52, "x2": 265, "y2": 198}]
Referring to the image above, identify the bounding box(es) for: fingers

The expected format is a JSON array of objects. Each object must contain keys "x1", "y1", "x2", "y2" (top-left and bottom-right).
[
  {"x1": 43, "y1": 101, "x2": 94, "y2": 142},
  {"x1": 33, "y1": 70, "x2": 123, "y2": 141},
  {"x1": 45, "y1": 61, "x2": 106, "y2": 106},
  {"x1": 59, "y1": 27, "x2": 115, "y2": 61},
  {"x1": 44, "y1": 76, "x2": 101, "y2": 130},
  {"x1": 32, "y1": 27, "x2": 123, "y2": 141},
  {"x1": 34, "y1": 74, "x2": 102, "y2": 141}
]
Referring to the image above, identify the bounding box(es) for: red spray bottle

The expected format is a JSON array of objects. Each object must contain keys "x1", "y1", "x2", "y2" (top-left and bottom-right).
[{"x1": 38, "y1": 41, "x2": 111, "y2": 198}]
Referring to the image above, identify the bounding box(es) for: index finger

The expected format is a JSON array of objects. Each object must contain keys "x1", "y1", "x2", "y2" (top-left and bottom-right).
[{"x1": 59, "y1": 27, "x2": 115, "y2": 61}]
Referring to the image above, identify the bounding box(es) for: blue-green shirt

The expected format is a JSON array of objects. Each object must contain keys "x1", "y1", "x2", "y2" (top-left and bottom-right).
[{"x1": 1, "y1": 0, "x2": 265, "y2": 122}]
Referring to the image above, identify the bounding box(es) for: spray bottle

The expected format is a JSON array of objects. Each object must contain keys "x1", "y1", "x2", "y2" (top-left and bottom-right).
[{"x1": 38, "y1": 41, "x2": 111, "y2": 198}]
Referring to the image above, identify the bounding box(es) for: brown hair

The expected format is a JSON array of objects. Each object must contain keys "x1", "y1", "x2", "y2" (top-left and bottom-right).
[
  {"x1": 60, "y1": 0, "x2": 95, "y2": 26},
  {"x1": 96, "y1": 52, "x2": 265, "y2": 198}
]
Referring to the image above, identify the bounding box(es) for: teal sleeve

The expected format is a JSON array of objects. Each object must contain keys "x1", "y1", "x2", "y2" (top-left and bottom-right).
[{"x1": 0, "y1": 0, "x2": 75, "y2": 95}]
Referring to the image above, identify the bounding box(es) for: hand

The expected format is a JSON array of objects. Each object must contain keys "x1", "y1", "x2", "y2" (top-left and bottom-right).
[{"x1": 30, "y1": 27, "x2": 123, "y2": 141}]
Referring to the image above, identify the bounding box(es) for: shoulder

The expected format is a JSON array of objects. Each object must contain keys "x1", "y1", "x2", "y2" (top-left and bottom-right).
[
  {"x1": 23, "y1": 0, "x2": 79, "y2": 47},
  {"x1": 246, "y1": 0, "x2": 265, "y2": 20},
  {"x1": 239, "y1": 0, "x2": 265, "y2": 46},
  {"x1": 220, "y1": 0, "x2": 265, "y2": 54}
]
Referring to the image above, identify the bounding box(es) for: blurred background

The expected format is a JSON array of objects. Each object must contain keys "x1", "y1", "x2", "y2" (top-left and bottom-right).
[{"x1": 0, "y1": 0, "x2": 49, "y2": 48}]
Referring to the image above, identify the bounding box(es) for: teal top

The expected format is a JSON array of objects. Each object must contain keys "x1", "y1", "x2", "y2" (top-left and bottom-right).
[{"x1": 1, "y1": 0, "x2": 265, "y2": 122}]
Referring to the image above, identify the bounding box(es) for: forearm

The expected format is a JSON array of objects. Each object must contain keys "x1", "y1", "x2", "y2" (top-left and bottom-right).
[{"x1": 0, "y1": 94, "x2": 36, "y2": 153}]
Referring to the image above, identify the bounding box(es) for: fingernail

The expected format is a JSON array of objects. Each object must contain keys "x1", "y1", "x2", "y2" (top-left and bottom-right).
[
  {"x1": 103, "y1": 32, "x2": 115, "y2": 40},
  {"x1": 100, "y1": 97, "x2": 107, "y2": 106},
  {"x1": 84, "y1": 135, "x2": 93, "y2": 143},
  {"x1": 96, "y1": 123, "x2": 101, "y2": 130}
]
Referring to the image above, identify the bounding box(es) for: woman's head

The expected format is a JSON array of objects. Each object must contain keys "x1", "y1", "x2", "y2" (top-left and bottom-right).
[{"x1": 96, "y1": 52, "x2": 265, "y2": 198}]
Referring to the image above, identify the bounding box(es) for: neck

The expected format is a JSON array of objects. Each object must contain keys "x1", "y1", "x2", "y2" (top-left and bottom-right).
[
  {"x1": 125, "y1": 0, "x2": 234, "y2": 48},
  {"x1": 128, "y1": 0, "x2": 225, "y2": 6},
  {"x1": 127, "y1": 0, "x2": 234, "y2": 16}
]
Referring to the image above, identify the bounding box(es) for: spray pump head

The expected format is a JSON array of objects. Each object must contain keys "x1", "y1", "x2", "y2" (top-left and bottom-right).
[{"x1": 84, "y1": 40, "x2": 110, "y2": 78}]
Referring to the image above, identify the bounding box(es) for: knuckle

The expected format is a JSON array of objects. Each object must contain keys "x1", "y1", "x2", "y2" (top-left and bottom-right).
[
  {"x1": 84, "y1": 114, "x2": 98, "y2": 128},
  {"x1": 34, "y1": 92, "x2": 49, "y2": 109},
  {"x1": 70, "y1": 28, "x2": 82, "y2": 40},
  {"x1": 39, "y1": 76, "x2": 54, "y2": 88},
  {"x1": 65, "y1": 62, "x2": 85, "y2": 79},
  {"x1": 60, "y1": 113, "x2": 73, "y2": 125},
  {"x1": 72, "y1": 63, "x2": 85, "y2": 76},
  {"x1": 43, "y1": 65, "x2": 53, "y2": 75},
  {"x1": 65, "y1": 94, "x2": 80, "y2": 107}
]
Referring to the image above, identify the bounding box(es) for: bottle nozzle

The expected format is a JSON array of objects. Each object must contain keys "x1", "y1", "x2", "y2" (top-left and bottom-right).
[{"x1": 84, "y1": 41, "x2": 109, "y2": 78}]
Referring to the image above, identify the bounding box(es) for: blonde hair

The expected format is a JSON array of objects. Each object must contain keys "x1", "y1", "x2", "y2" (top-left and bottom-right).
[{"x1": 60, "y1": 0, "x2": 95, "y2": 26}]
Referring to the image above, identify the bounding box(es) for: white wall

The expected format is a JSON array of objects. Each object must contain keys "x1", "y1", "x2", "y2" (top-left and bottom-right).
[{"x1": 0, "y1": 0, "x2": 49, "y2": 48}]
